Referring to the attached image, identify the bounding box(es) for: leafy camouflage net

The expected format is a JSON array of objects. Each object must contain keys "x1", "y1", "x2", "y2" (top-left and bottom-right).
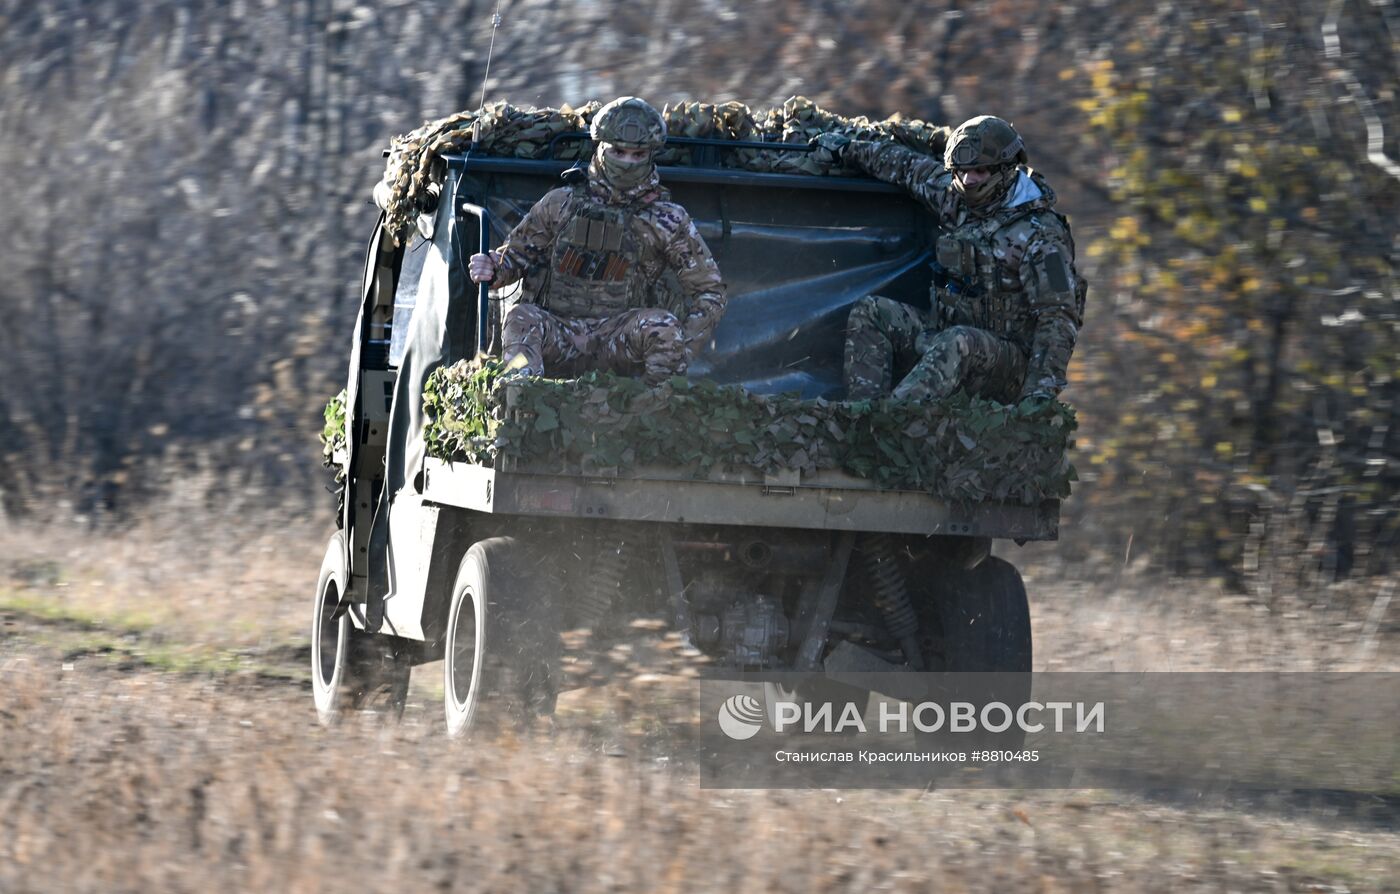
[
  {"x1": 374, "y1": 96, "x2": 951, "y2": 246},
  {"x1": 320, "y1": 388, "x2": 346, "y2": 474},
  {"x1": 419, "y1": 359, "x2": 1075, "y2": 506}
]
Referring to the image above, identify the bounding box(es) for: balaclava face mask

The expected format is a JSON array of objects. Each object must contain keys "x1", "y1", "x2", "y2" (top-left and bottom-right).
[{"x1": 592, "y1": 142, "x2": 654, "y2": 192}]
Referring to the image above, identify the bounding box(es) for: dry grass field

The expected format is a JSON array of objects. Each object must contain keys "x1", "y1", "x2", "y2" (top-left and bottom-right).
[{"x1": 2, "y1": 516, "x2": 1398, "y2": 893}]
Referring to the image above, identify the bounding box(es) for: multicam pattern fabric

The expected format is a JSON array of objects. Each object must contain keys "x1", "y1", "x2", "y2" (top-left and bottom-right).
[
  {"x1": 943, "y1": 116, "x2": 1027, "y2": 170},
  {"x1": 844, "y1": 298, "x2": 1026, "y2": 403},
  {"x1": 841, "y1": 140, "x2": 1085, "y2": 403},
  {"x1": 490, "y1": 159, "x2": 725, "y2": 377},
  {"x1": 501, "y1": 304, "x2": 686, "y2": 385},
  {"x1": 590, "y1": 96, "x2": 668, "y2": 150}
]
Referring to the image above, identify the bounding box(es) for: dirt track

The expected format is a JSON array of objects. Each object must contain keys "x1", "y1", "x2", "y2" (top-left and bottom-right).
[{"x1": 3, "y1": 583, "x2": 1399, "y2": 893}]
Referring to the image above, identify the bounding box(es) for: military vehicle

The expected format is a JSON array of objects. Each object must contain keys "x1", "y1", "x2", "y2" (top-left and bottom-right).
[{"x1": 311, "y1": 131, "x2": 1061, "y2": 736}]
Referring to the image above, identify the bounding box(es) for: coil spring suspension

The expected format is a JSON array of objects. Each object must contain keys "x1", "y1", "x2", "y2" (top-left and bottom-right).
[
  {"x1": 580, "y1": 539, "x2": 628, "y2": 628},
  {"x1": 863, "y1": 534, "x2": 925, "y2": 670}
]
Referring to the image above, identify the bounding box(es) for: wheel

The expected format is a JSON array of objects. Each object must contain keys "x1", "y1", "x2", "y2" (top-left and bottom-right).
[
  {"x1": 941, "y1": 535, "x2": 992, "y2": 571},
  {"x1": 444, "y1": 537, "x2": 559, "y2": 739},
  {"x1": 311, "y1": 532, "x2": 411, "y2": 726},
  {"x1": 926, "y1": 556, "x2": 1032, "y2": 673},
  {"x1": 917, "y1": 555, "x2": 1032, "y2": 749}
]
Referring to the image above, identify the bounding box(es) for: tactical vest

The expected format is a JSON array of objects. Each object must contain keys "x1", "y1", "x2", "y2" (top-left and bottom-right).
[
  {"x1": 930, "y1": 201, "x2": 1081, "y2": 354},
  {"x1": 539, "y1": 186, "x2": 649, "y2": 318}
]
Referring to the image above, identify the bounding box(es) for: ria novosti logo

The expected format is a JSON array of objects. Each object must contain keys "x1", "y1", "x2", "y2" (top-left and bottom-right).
[
  {"x1": 717, "y1": 688, "x2": 1106, "y2": 739},
  {"x1": 717, "y1": 694, "x2": 766, "y2": 740}
]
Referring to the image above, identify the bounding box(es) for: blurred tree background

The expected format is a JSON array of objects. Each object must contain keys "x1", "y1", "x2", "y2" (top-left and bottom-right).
[{"x1": 1, "y1": 0, "x2": 1396, "y2": 587}]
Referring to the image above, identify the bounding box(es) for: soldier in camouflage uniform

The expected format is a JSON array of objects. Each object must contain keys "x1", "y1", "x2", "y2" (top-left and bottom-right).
[
  {"x1": 469, "y1": 97, "x2": 726, "y2": 385},
  {"x1": 812, "y1": 116, "x2": 1085, "y2": 406}
]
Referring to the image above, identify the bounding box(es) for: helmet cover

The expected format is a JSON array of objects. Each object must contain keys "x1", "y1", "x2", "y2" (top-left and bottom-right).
[
  {"x1": 590, "y1": 96, "x2": 667, "y2": 150},
  {"x1": 944, "y1": 116, "x2": 1027, "y2": 207}
]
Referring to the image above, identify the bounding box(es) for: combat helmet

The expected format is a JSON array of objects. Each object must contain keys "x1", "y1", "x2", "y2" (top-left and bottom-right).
[
  {"x1": 944, "y1": 115, "x2": 1028, "y2": 207},
  {"x1": 591, "y1": 96, "x2": 667, "y2": 151}
]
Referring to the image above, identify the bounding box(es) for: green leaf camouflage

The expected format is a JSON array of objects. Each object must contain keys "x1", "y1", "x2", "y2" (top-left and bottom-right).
[
  {"x1": 413, "y1": 358, "x2": 1076, "y2": 506},
  {"x1": 320, "y1": 389, "x2": 347, "y2": 474}
]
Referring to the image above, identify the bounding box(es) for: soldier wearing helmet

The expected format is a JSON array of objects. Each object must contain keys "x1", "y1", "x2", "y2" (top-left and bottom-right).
[
  {"x1": 469, "y1": 97, "x2": 726, "y2": 384},
  {"x1": 812, "y1": 116, "x2": 1085, "y2": 406}
]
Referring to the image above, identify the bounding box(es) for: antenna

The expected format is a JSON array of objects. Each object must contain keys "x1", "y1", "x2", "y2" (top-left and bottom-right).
[{"x1": 473, "y1": 0, "x2": 505, "y2": 143}]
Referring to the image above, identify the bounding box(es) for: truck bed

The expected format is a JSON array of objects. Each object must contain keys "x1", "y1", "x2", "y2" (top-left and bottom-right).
[{"x1": 419, "y1": 455, "x2": 1058, "y2": 540}]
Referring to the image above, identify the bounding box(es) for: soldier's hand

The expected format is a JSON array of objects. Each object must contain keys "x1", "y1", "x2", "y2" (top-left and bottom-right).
[
  {"x1": 808, "y1": 132, "x2": 852, "y2": 166},
  {"x1": 1016, "y1": 390, "x2": 1056, "y2": 414},
  {"x1": 468, "y1": 251, "x2": 498, "y2": 284}
]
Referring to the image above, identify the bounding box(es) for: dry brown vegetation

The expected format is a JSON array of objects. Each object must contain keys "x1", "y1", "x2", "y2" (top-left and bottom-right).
[
  {"x1": 5, "y1": 652, "x2": 1400, "y2": 894},
  {"x1": 2, "y1": 522, "x2": 1398, "y2": 892},
  {"x1": 2, "y1": 0, "x2": 1399, "y2": 889}
]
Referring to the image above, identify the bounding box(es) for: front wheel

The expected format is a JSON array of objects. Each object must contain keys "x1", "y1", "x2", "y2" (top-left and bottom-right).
[
  {"x1": 444, "y1": 537, "x2": 558, "y2": 739},
  {"x1": 311, "y1": 532, "x2": 411, "y2": 725}
]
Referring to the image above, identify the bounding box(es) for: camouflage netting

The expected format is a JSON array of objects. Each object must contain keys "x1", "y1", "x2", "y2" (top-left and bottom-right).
[
  {"x1": 415, "y1": 359, "x2": 1076, "y2": 506},
  {"x1": 320, "y1": 388, "x2": 347, "y2": 476},
  {"x1": 374, "y1": 96, "x2": 951, "y2": 246}
]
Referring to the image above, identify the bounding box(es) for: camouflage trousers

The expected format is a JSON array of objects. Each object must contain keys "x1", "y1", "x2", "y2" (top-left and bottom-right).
[
  {"x1": 501, "y1": 303, "x2": 686, "y2": 384},
  {"x1": 843, "y1": 295, "x2": 1027, "y2": 403}
]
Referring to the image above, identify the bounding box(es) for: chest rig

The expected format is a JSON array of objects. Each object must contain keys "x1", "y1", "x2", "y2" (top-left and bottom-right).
[
  {"x1": 541, "y1": 188, "x2": 645, "y2": 318},
  {"x1": 933, "y1": 200, "x2": 1045, "y2": 352}
]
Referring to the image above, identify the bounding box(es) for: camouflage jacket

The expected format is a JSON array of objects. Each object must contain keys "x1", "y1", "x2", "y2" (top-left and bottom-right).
[
  {"x1": 492, "y1": 165, "x2": 727, "y2": 355},
  {"x1": 844, "y1": 140, "x2": 1085, "y2": 398}
]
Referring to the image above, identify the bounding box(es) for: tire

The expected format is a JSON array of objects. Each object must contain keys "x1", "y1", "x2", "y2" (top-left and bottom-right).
[
  {"x1": 311, "y1": 532, "x2": 411, "y2": 726},
  {"x1": 443, "y1": 537, "x2": 558, "y2": 739},
  {"x1": 927, "y1": 556, "x2": 1032, "y2": 673},
  {"x1": 917, "y1": 556, "x2": 1032, "y2": 750}
]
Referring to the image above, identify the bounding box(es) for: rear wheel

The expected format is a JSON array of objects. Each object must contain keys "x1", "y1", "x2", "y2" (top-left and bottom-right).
[
  {"x1": 917, "y1": 555, "x2": 1032, "y2": 749},
  {"x1": 444, "y1": 537, "x2": 558, "y2": 739},
  {"x1": 311, "y1": 532, "x2": 411, "y2": 725},
  {"x1": 925, "y1": 556, "x2": 1032, "y2": 673}
]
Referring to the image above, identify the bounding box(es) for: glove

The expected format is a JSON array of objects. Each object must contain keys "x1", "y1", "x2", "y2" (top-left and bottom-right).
[
  {"x1": 1015, "y1": 389, "x2": 1056, "y2": 414},
  {"x1": 808, "y1": 132, "x2": 852, "y2": 166}
]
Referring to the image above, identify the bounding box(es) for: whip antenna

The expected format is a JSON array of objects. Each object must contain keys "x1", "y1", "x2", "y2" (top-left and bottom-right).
[{"x1": 473, "y1": 0, "x2": 505, "y2": 142}]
